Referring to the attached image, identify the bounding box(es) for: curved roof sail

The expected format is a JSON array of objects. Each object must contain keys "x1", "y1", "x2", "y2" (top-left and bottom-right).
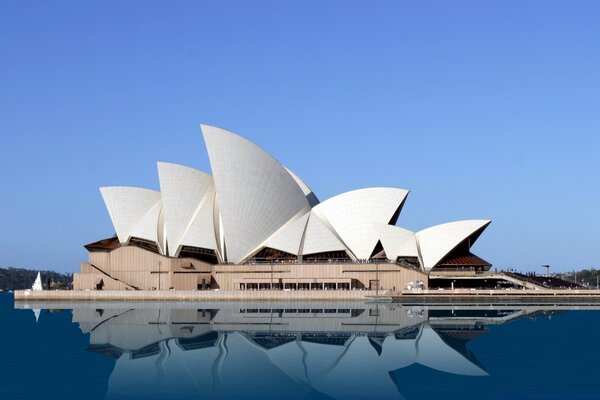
[
  {"x1": 157, "y1": 162, "x2": 215, "y2": 256},
  {"x1": 262, "y1": 211, "x2": 310, "y2": 256},
  {"x1": 94, "y1": 124, "x2": 492, "y2": 267},
  {"x1": 201, "y1": 125, "x2": 310, "y2": 263},
  {"x1": 179, "y1": 185, "x2": 217, "y2": 252},
  {"x1": 416, "y1": 220, "x2": 491, "y2": 271},
  {"x1": 99, "y1": 187, "x2": 162, "y2": 246},
  {"x1": 371, "y1": 223, "x2": 418, "y2": 260},
  {"x1": 301, "y1": 212, "x2": 348, "y2": 256},
  {"x1": 313, "y1": 188, "x2": 409, "y2": 260}
]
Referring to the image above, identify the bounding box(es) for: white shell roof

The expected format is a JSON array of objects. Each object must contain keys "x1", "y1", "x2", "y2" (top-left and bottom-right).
[
  {"x1": 301, "y1": 212, "x2": 347, "y2": 256},
  {"x1": 157, "y1": 162, "x2": 215, "y2": 256},
  {"x1": 180, "y1": 184, "x2": 217, "y2": 252},
  {"x1": 201, "y1": 124, "x2": 310, "y2": 264},
  {"x1": 99, "y1": 187, "x2": 162, "y2": 245},
  {"x1": 313, "y1": 188, "x2": 409, "y2": 260},
  {"x1": 416, "y1": 219, "x2": 491, "y2": 271},
  {"x1": 96, "y1": 125, "x2": 491, "y2": 267},
  {"x1": 371, "y1": 223, "x2": 418, "y2": 260},
  {"x1": 262, "y1": 211, "x2": 310, "y2": 255},
  {"x1": 129, "y1": 201, "x2": 162, "y2": 245}
]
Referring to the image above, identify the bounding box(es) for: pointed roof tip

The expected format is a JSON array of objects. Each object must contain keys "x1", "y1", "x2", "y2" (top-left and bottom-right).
[
  {"x1": 99, "y1": 186, "x2": 161, "y2": 198},
  {"x1": 200, "y1": 124, "x2": 246, "y2": 149},
  {"x1": 419, "y1": 219, "x2": 491, "y2": 230},
  {"x1": 200, "y1": 124, "x2": 256, "y2": 147},
  {"x1": 470, "y1": 219, "x2": 492, "y2": 229},
  {"x1": 200, "y1": 124, "x2": 227, "y2": 138},
  {"x1": 156, "y1": 161, "x2": 212, "y2": 177}
]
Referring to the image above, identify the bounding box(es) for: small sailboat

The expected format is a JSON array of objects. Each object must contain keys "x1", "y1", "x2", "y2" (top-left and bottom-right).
[{"x1": 32, "y1": 272, "x2": 43, "y2": 291}]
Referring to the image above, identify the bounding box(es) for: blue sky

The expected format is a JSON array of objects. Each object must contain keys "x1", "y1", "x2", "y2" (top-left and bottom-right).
[{"x1": 1, "y1": 1, "x2": 599, "y2": 273}]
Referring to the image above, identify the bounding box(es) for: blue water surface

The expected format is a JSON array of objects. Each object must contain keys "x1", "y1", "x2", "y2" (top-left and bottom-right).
[
  {"x1": 0, "y1": 293, "x2": 114, "y2": 400},
  {"x1": 2, "y1": 292, "x2": 600, "y2": 400}
]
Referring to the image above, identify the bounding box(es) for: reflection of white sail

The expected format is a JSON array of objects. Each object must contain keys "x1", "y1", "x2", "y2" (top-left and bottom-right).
[
  {"x1": 312, "y1": 335, "x2": 406, "y2": 400},
  {"x1": 416, "y1": 325, "x2": 488, "y2": 376},
  {"x1": 379, "y1": 334, "x2": 418, "y2": 371},
  {"x1": 108, "y1": 339, "x2": 226, "y2": 399},
  {"x1": 62, "y1": 302, "x2": 502, "y2": 399},
  {"x1": 267, "y1": 338, "x2": 352, "y2": 386},
  {"x1": 32, "y1": 272, "x2": 42, "y2": 291},
  {"x1": 32, "y1": 308, "x2": 41, "y2": 323},
  {"x1": 218, "y1": 333, "x2": 316, "y2": 398}
]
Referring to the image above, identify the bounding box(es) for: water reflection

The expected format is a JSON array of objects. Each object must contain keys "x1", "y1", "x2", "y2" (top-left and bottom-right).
[{"x1": 17, "y1": 301, "x2": 568, "y2": 399}]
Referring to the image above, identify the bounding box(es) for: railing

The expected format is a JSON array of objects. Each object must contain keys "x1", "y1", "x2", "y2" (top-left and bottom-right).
[
  {"x1": 430, "y1": 269, "x2": 493, "y2": 276},
  {"x1": 244, "y1": 258, "x2": 404, "y2": 266}
]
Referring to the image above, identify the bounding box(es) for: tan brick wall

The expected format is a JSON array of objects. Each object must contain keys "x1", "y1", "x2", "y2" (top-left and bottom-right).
[{"x1": 75, "y1": 245, "x2": 428, "y2": 291}]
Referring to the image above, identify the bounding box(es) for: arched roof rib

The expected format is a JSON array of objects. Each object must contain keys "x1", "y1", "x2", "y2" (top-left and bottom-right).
[
  {"x1": 313, "y1": 188, "x2": 410, "y2": 260},
  {"x1": 157, "y1": 162, "x2": 216, "y2": 256},
  {"x1": 201, "y1": 124, "x2": 310, "y2": 264},
  {"x1": 416, "y1": 220, "x2": 491, "y2": 271},
  {"x1": 99, "y1": 186, "x2": 162, "y2": 248}
]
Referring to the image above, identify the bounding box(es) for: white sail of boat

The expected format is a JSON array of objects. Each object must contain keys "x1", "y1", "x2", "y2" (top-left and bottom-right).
[{"x1": 32, "y1": 272, "x2": 43, "y2": 291}]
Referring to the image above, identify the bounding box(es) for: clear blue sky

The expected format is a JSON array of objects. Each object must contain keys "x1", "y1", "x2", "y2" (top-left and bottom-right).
[{"x1": 1, "y1": 1, "x2": 599, "y2": 273}]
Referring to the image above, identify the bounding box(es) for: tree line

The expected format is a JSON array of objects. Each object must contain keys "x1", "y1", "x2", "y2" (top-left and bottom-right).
[
  {"x1": 555, "y1": 269, "x2": 600, "y2": 289},
  {"x1": 0, "y1": 267, "x2": 72, "y2": 291}
]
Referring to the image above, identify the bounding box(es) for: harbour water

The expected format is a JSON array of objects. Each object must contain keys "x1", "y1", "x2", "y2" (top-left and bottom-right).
[{"x1": 2, "y1": 292, "x2": 600, "y2": 399}]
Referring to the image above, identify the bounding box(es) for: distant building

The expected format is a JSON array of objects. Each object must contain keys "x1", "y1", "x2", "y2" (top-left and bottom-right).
[{"x1": 74, "y1": 125, "x2": 491, "y2": 291}]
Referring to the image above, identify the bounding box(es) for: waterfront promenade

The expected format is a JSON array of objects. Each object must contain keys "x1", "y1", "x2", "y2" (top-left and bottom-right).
[
  {"x1": 14, "y1": 288, "x2": 600, "y2": 302},
  {"x1": 14, "y1": 289, "x2": 378, "y2": 301}
]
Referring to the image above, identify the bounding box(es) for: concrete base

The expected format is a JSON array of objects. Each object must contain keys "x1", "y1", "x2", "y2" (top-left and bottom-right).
[
  {"x1": 14, "y1": 289, "x2": 379, "y2": 301},
  {"x1": 15, "y1": 288, "x2": 600, "y2": 303},
  {"x1": 367, "y1": 288, "x2": 600, "y2": 303}
]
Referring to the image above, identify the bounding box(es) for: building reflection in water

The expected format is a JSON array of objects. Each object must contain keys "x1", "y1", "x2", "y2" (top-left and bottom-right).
[{"x1": 19, "y1": 302, "x2": 560, "y2": 400}]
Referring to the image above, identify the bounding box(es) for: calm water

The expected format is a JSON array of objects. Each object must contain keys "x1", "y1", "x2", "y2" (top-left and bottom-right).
[{"x1": 2, "y1": 293, "x2": 600, "y2": 400}]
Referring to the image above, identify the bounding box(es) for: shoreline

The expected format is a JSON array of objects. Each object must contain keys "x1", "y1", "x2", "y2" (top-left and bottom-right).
[
  {"x1": 13, "y1": 289, "x2": 378, "y2": 301},
  {"x1": 13, "y1": 288, "x2": 600, "y2": 303}
]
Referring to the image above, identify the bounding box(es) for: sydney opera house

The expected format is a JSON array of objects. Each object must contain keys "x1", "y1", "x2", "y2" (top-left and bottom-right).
[{"x1": 73, "y1": 125, "x2": 492, "y2": 292}]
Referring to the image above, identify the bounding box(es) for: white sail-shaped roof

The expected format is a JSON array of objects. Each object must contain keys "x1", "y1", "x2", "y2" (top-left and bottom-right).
[
  {"x1": 301, "y1": 212, "x2": 347, "y2": 256},
  {"x1": 179, "y1": 185, "x2": 217, "y2": 252},
  {"x1": 372, "y1": 223, "x2": 418, "y2": 260},
  {"x1": 201, "y1": 125, "x2": 310, "y2": 263},
  {"x1": 129, "y1": 200, "x2": 162, "y2": 244},
  {"x1": 313, "y1": 188, "x2": 409, "y2": 260},
  {"x1": 262, "y1": 212, "x2": 310, "y2": 255},
  {"x1": 416, "y1": 220, "x2": 491, "y2": 271},
  {"x1": 100, "y1": 187, "x2": 162, "y2": 245},
  {"x1": 157, "y1": 162, "x2": 215, "y2": 256}
]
